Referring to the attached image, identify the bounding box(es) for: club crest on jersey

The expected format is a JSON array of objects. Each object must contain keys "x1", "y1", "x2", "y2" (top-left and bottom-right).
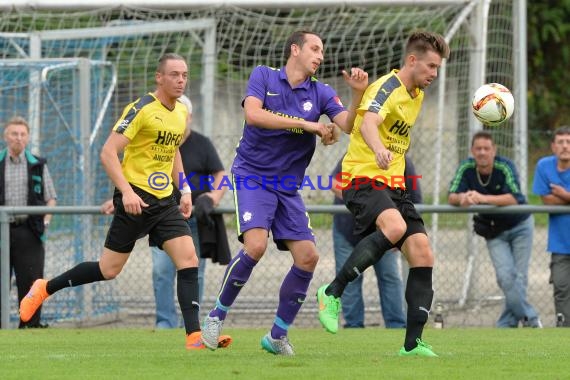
[
  {"x1": 302, "y1": 101, "x2": 313, "y2": 112},
  {"x1": 242, "y1": 211, "x2": 253, "y2": 223}
]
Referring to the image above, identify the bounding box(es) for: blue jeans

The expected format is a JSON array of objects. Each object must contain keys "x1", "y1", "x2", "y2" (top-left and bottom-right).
[
  {"x1": 485, "y1": 216, "x2": 540, "y2": 327},
  {"x1": 151, "y1": 217, "x2": 206, "y2": 329},
  {"x1": 332, "y1": 224, "x2": 406, "y2": 328}
]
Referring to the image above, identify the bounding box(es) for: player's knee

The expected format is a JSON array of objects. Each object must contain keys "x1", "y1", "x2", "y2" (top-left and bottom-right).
[
  {"x1": 296, "y1": 250, "x2": 319, "y2": 270},
  {"x1": 243, "y1": 240, "x2": 267, "y2": 259},
  {"x1": 379, "y1": 221, "x2": 406, "y2": 243},
  {"x1": 101, "y1": 266, "x2": 121, "y2": 280}
]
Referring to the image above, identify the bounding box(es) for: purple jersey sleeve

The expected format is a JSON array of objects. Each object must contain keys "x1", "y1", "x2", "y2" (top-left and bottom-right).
[
  {"x1": 319, "y1": 83, "x2": 345, "y2": 121},
  {"x1": 243, "y1": 65, "x2": 268, "y2": 105}
]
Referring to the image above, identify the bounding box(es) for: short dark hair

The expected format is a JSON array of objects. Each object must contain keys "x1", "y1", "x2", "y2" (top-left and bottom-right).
[
  {"x1": 552, "y1": 126, "x2": 570, "y2": 141},
  {"x1": 156, "y1": 53, "x2": 185, "y2": 73},
  {"x1": 405, "y1": 31, "x2": 450, "y2": 60},
  {"x1": 283, "y1": 30, "x2": 322, "y2": 60},
  {"x1": 471, "y1": 130, "x2": 494, "y2": 146}
]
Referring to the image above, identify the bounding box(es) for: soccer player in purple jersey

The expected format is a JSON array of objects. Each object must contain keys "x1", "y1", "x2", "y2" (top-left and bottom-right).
[{"x1": 201, "y1": 30, "x2": 368, "y2": 355}]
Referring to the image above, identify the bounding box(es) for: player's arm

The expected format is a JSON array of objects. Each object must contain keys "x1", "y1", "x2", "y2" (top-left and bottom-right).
[
  {"x1": 172, "y1": 149, "x2": 192, "y2": 219},
  {"x1": 331, "y1": 68, "x2": 368, "y2": 134},
  {"x1": 100, "y1": 131, "x2": 148, "y2": 215},
  {"x1": 360, "y1": 111, "x2": 392, "y2": 170},
  {"x1": 243, "y1": 96, "x2": 330, "y2": 138}
]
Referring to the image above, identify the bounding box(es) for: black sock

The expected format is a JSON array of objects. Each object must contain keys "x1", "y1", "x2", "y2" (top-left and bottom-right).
[
  {"x1": 177, "y1": 267, "x2": 200, "y2": 335},
  {"x1": 404, "y1": 267, "x2": 433, "y2": 351},
  {"x1": 327, "y1": 229, "x2": 393, "y2": 298},
  {"x1": 46, "y1": 261, "x2": 106, "y2": 295}
]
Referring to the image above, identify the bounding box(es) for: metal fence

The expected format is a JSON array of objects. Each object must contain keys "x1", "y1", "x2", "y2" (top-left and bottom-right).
[{"x1": 2, "y1": 204, "x2": 569, "y2": 330}]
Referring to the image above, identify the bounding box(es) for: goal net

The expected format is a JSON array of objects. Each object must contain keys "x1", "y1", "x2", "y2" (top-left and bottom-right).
[{"x1": 0, "y1": 1, "x2": 529, "y2": 328}]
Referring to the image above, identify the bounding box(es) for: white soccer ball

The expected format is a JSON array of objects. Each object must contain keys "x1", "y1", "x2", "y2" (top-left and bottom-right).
[{"x1": 471, "y1": 83, "x2": 514, "y2": 127}]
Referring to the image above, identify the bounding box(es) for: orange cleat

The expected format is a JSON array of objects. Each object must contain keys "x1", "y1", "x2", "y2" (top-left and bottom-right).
[
  {"x1": 20, "y1": 279, "x2": 49, "y2": 323},
  {"x1": 217, "y1": 334, "x2": 233, "y2": 348},
  {"x1": 185, "y1": 331, "x2": 233, "y2": 350}
]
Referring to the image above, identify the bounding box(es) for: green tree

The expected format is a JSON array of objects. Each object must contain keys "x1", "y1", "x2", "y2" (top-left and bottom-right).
[{"x1": 527, "y1": 0, "x2": 570, "y2": 130}]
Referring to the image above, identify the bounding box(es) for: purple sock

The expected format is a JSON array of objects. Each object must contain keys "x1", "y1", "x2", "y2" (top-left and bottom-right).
[
  {"x1": 209, "y1": 249, "x2": 257, "y2": 320},
  {"x1": 271, "y1": 265, "x2": 313, "y2": 339}
]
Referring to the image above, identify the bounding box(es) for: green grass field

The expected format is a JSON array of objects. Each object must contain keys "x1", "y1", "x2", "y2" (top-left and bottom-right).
[{"x1": 1, "y1": 327, "x2": 568, "y2": 379}]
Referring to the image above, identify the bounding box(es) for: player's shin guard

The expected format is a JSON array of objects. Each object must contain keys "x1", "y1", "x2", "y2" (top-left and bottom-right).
[
  {"x1": 177, "y1": 267, "x2": 200, "y2": 335},
  {"x1": 404, "y1": 267, "x2": 434, "y2": 351},
  {"x1": 327, "y1": 230, "x2": 392, "y2": 298},
  {"x1": 46, "y1": 261, "x2": 106, "y2": 295},
  {"x1": 272, "y1": 265, "x2": 312, "y2": 338}
]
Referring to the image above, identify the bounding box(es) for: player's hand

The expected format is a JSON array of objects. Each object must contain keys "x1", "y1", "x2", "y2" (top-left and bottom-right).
[
  {"x1": 304, "y1": 121, "x2": 331, "y2": 140},
  {"x1": 374, "y1": 147, "x2": 393, "y2": 170},
  {"x1": 321, "y1": 123, "x2": 341, "y2": 145},
  {"x1": 122, "y1": 191, "x2": 149, "y2": 215},
  {"x1": 342, "y1": 68, "x2": 368, "y2": 92},
  {"x1": 179, "y1": 193, "x2": 193, "y2": 219}
]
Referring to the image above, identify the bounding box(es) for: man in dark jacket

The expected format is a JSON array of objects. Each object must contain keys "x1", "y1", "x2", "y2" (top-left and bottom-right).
[
  {"x1": 448, "y1": 130, "x2": 541, "y2": 328},
  {"x1": 0, "y1": 116, "x2": 57, "y2": 328}
]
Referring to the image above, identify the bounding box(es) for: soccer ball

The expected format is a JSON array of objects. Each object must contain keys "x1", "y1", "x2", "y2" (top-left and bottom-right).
[{"x1": 471, "y1": 83, "x2": 514, "y2": 127}]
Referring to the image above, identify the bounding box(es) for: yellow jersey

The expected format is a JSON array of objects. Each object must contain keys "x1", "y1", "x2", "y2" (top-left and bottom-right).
[
  {"x1": 113, "y1": 93, "x2": 187, "y2": 198},
  {"x1": 343, "y1": 69, "x2": 423, "y2": 189}
]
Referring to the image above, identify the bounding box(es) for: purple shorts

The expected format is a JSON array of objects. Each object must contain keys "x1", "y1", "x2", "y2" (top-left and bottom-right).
[{"x1": 233, "y1": 174, "x2": 315, "y2": 251}]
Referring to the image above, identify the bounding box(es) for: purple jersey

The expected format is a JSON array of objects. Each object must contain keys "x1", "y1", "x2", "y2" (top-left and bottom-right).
[{"x1": 232, "y1": 65, "x2": 345, "y2": 193}]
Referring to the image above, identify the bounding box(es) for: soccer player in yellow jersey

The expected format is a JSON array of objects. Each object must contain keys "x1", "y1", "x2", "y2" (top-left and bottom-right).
[
  {"x1": 317, "y1": 31, "x2": 449, "y2": 357},
  {"x1": 19, "y1": 53, "x2": 231, "y2": 350}
]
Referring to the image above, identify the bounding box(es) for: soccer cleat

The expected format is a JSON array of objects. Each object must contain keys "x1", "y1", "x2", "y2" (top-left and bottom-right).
[
  {"x1": 398, "y1": 338, "x2": 439, "y2": 357},
  {"x1": 185, "y1": 331, "x2": 233, "y2": 350},
  {"x1": 217, "y1": 334, "x2": 233, "y2": 348},
  {"x1": 201, "y1": 315, "x2": 224, "y2": 350},
  {"x1": 186, "y1": 331, "x2": 207, "y2": 350},
  {"x1": 316, "y1": 284, "x2": 341, "y2": 334},
  {"x1": 260, "y1": 332, "x2": 294, "y2": 356},
  {"x1": 19, "y1": 279, "x2": 49, "y2": 323}
]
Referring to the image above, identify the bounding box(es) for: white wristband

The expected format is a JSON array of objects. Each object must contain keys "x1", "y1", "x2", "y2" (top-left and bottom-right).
[{"x1": 181, "y1": 184, "x2": 192, "y2": 196}]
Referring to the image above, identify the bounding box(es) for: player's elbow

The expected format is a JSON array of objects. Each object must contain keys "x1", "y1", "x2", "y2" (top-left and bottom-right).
[{"x1": 244, "y1": 107, "x2": 264, "y2": 126}]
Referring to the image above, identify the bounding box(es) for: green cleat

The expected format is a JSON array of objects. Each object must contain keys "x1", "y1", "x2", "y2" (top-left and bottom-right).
[
  {"x1": 316, "y1": 284, "x2": 341, "y2": 334},
  {"x1": 399, "y1": 338, "x2": 439, "y2": 357}
]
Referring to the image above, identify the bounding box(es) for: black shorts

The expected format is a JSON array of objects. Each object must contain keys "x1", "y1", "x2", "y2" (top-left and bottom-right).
[
  {"x1": 104, "y1": 185, "x2": 191, "y2": 253},
  {"x1": 343, "y1": 179, "x2": 426, "y2": 249}
]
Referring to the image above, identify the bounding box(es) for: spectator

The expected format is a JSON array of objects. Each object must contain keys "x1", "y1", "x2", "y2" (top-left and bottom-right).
[
  {"x1": 448, "y1": 130, "x2": 541, "y2": 328},
  {"x1": 331, "y1": 155, "x2": 422, "y2": 328},
  {"x1": 0, "y1": 116, "x2": 57, "y2": 328},
  {"x1": 532, "y1": 126, "x2": 570, "y2": 327},
  {"x1": 151, "y1": 95, "x2": 230, "y2": 328}
]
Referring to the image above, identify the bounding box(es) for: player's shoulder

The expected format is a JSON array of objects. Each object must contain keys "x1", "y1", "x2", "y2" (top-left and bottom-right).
[
  {"x1": 126, "y1": 93, "x2": 158, "y2": 112},
  {"x1": 252, "y1": 65, "x2": 280, "y2": 75},
  {"x1": 365, "y1": 71, "x2": 403, "y2": 107},
  {"x1": 370, "y1": 71, "x2": 403, "y2": 92}
]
